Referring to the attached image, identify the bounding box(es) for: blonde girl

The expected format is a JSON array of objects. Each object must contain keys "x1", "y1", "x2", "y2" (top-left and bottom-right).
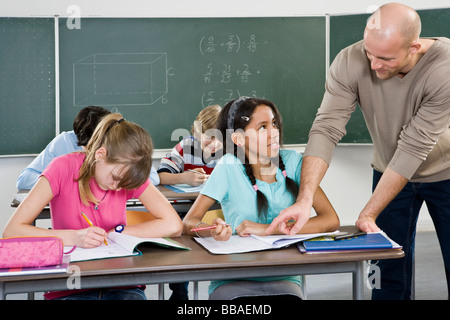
[{"x1": 4, "y1": 113, "x2": 183, "y2": 300}]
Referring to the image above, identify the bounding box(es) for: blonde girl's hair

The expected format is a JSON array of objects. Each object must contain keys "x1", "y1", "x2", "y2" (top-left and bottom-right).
[
  {"x1": 191, "y1": 104, "x2": 222, "y2": 136},
  {"x1": 77, "y1": 113, "x2": 153, "y2": 206}
]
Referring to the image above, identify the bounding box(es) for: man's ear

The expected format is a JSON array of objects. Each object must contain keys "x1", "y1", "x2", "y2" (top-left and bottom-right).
[
  {"x1": 409, "y1": 39, "x2": 421, "y2": 55},
  {"x1": 231, "y1": 132, "x2": 245, "y2": 147}
]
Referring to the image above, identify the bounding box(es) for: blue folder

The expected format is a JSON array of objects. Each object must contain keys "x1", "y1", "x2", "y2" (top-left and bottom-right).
[{"x1": 301, "y1": 232, "x2": 394, "y2": 252}]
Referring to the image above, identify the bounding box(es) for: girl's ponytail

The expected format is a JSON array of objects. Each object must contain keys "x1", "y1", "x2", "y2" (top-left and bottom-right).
[{"x1": 243, "y1": 159, "x2": 269, "y2": 220}]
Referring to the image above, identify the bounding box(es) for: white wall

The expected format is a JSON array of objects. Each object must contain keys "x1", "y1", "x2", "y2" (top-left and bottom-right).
[
  {"x1": 1, "y1": 0, "x2": 448, "y2": 17},
  {"x1": 1, "y1": 0, "x2": 444, "y2": 234}
]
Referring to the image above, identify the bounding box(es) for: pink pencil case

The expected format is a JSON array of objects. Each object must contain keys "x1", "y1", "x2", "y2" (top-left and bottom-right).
[{"x1": 0, "y1": 236, "x2": 64, "y2": 268}]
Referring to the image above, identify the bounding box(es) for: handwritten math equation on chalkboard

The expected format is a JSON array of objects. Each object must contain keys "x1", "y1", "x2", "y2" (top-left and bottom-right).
[
  {"x1": 199, "y1": 34, "x2": 266, "y2": 108},
  {"x1": 199, "y1": 34, "x2": 258, "y2": 55}
]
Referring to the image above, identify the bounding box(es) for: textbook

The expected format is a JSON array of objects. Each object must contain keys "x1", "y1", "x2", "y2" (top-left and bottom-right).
[
  {"x1": 297, "y1": 231, "x2": 402, "y2": 254},
  {"x1": 67, "y1": 232, "x2": 190, "y2": 262},
  {"x1": 194, "y1": 231, "x2": 339, "y2": 255},
  {"x1": 0, "y1": 256, "x2": 70, "y2": 277}
]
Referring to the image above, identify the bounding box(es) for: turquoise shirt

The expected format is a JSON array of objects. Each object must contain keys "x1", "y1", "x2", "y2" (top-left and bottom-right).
[{"x1": 201, "y1": 149, "x2": 303, "y2": 294}]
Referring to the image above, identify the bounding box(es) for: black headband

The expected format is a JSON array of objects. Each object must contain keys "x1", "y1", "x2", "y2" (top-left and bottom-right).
[{"x1": 227, "y1": 96, "x2": 251, "y2": 129}]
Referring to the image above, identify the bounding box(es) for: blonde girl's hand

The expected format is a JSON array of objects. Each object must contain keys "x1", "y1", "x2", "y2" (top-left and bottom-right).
[
  {"x1": 236, "y1": 220, "x2": 268, "y2": 237},
  {"x1": 210, "y1": 218, "x2": 232, "y2": 241},
  {"x1": 75, "y1": 226, "x2": 108, "y2": 248}
]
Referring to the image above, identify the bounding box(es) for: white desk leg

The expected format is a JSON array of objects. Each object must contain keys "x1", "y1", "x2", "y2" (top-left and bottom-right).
[
  {"x1": 0, "y1": 282, "x2": 5, "y2": 300},
  {"x1": 158, "y1": 284, "x2": 165, "y2": 300},
  {"x1": 193, "y1": 281, "x2": 199, "y2": 300},
  {"x1": 353, "y1": 261, "x2": 365, "y2": 300}
]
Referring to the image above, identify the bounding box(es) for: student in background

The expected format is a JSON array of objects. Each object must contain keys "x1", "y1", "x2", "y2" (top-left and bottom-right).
[
  {"x1": 158, "y1": 105, "x2": 222, "y2": 187},
  {"x1": 183, "y1": 97, "x2": 339, "y2": 300},
  {"x1": 16, "y1": 106, "x2": 160, "y2": 189},
  {"x1": 157, "y1": 104, "x2": 222, "y2": 300},
  {"x1": 4, "y1": 113, "x2": 183, "y2": 300}
]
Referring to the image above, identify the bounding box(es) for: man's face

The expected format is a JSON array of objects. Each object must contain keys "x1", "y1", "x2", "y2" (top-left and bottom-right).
[{"x1": 363, "y1": 29, "x2": 414, "y2": 80}]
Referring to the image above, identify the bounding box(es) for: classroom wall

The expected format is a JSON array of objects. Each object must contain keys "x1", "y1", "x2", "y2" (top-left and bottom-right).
[{"x1": 1, "y1": 0, "x2": 444, "y2": 234}]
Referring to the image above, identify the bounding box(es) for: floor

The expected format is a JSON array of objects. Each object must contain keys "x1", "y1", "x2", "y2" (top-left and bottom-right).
[{"x1": 6, "y1": 231, "x2": 447, "y2": 300}]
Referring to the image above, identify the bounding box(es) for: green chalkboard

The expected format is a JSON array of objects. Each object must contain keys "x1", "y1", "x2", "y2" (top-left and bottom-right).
[
  {"x1": 0, "y1": 18, "x2": 55, "y2": 155},
  {"x1": 1, "y1": 9, "x2": 448, "y2": 155},
  {"x1": 58, "y1": 17, "x2": 326, "y2": 149},
  {"x1": 329, "y1": 7, "x2": 450, "y2": 143}
]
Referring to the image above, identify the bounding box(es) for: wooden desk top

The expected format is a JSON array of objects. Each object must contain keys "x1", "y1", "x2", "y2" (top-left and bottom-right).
[
  {"x1": 74, "y1": 229, "x2": 404, "y2": 276},
  {"x1": 156, "y1": 185, "x2": 199, "y2": 201},
  {"x1": 1, "y1": 228, "x2": 404, "y2": 283}
]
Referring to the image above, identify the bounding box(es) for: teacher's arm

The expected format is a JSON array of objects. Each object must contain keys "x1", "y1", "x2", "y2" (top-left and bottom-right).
[{"x1": 356, "y1": 167, "x2": 407, "y2": 232}]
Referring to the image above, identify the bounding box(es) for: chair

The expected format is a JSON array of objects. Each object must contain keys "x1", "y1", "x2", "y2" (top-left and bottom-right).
[
  {"x1": 200, "y1": 209, "x2": 224, "y2": 224},
  {"x1": 126, "y1": 210, "x2": 155, "y2": 225}
]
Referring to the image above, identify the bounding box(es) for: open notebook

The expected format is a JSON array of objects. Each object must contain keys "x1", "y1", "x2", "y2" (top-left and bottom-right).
[
  {"x1": 67, "y1": 232, "x2": 190, "y2": 262},
  {"x1": 194, "y1": 231, "x2": 339, "y2": 254}
]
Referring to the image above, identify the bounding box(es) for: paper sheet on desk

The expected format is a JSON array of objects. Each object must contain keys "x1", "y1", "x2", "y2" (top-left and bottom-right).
[
  {"x1": 194, "y1": 231, "x2": 339, "y2": 255},
  {"x1": 251, "y1": 231, "x2": 339, "y2": 247},
  {"x1": 164, "y1": 183, "x2": 205, "y2": 193}
]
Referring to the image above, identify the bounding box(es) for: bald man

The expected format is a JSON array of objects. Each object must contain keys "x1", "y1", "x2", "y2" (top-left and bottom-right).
[{"x1": 267, "y1": 3, "x2": 450, "y2": 299}]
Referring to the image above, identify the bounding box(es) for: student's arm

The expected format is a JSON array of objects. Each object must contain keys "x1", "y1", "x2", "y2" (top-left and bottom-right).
[
  {"x1": 120, "y1": 183, "x2": 183, "y2": 238},
  {"x1": 158, "y1": 169, "x2": 207, "y2": 187},
  {"x1": 356, "y1": 167, "x2": 407, "y2": 232},
  {"x1": 266, "y1": 156, "x2": 329, "y2": 235},
  {"x1": 16, "y1": 168, "x2": 41, "y2": 190},
  {"x1": 183, "y1": 194, "x2": 232, "y2": 240},
  {"x1": 3, "y1": 177, "x2": 107, "y2": 248},
  {"x1": 149, "y1": 165, "x2": 160, "y2": 185},
  {"x1": 238, "y1": 186, "x2": 339, "y2": 236},
  {"x1": 299, "y1": 185, "x2": 340, "y2": 233}
]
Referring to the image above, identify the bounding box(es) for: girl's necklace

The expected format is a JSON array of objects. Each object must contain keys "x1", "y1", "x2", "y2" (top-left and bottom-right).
[{"x1": 94, "y1": 190, "x2": 109, "y2": 210}]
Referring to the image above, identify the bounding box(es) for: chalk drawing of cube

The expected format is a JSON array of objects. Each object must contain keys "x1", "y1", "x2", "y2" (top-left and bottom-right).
[{"x1": 73, "y1": 53, "x2": 168, "y2": 106}]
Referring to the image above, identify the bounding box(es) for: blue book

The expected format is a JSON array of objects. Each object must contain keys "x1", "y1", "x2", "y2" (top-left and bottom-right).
[{"x1": 299, "y1": 232, "x2": 400, "y2": 253}]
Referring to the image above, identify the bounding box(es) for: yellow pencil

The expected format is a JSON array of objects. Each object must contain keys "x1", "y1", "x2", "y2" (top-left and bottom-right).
[{"x1": 80, "y1": 212, "x2": 108, "y2": 246}]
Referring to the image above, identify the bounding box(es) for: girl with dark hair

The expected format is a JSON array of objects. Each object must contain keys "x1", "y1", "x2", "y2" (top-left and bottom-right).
[{"x1": 183, "y1": 97, "x2": 339, "y2": 300}]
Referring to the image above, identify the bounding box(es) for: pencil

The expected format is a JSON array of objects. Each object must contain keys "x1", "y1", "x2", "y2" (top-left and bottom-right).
[
  {"x1": 188, "y1": 169, "x2": 205, "y2": 175},
  {"x1": 80, "y1": 212, "x2": 108, "y2": 246},
  {"x1": 191, "y1": 224, "x2": 230, "y2": 232}
]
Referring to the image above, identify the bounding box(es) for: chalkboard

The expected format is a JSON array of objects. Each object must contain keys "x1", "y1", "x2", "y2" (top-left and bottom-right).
[
  {"x1": 1, "y1": 9, "x2": 448, "y2": 155},
  {"x1": 58, "y1": 17, "x2": 326, "y2": 149},
  {"x1": 329, "y1": 7, "x2": 450, "y2": 143},
  {"x1": 0, "y1": 18, "x2": 55, "y2": 155}
]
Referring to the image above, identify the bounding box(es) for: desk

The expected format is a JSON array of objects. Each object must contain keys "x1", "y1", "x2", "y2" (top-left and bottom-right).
[{"x1": 0, "y1": 230, "x2": 404, "y2": 300}]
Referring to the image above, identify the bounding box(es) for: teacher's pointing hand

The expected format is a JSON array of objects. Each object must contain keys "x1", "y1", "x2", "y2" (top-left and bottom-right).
[{"x1": 266, "y1": 200, "x2": 312, "y2": 235}]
